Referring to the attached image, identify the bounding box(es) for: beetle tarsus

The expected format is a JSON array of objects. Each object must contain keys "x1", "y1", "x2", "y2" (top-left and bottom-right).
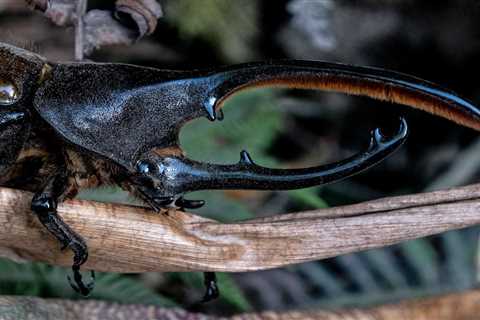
[
  {"x1": 32, "y1": 193, "x2": 93, "y2": 296},
  {"x1": 68, "y1": 267, "x2": 95, "y2": 297},
  {"x1": 175, "y1": 197, "x2": 205, "y2": 209},
  {"x1": 201, "y1": 272, "x2": 219, "y2": 303}
]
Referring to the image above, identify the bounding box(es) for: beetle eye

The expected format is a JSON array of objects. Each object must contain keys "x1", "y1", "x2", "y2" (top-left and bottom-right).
[
  {"x1": 0, "y1": 79, "x2": 19, "y2": 105},
  {"x1": 136, "y1": 160, "x2": 157, "y2": 175}
]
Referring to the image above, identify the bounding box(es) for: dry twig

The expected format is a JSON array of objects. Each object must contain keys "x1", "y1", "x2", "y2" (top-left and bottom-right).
[
  {"x1": 1, "y1": 289, "x2": 480, "y2": 319},
  {"x1": 26, "y1": 0, "x2": 162, "y2": 55},
  {"x1": 0, "y1": 184, "x2": 480, "y2": 273}
]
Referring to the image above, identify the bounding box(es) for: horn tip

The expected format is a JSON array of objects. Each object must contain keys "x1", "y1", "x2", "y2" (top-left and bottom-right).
[
  {"x1": 239, "y1": 150, "x2": 254, "y2": 165},
  {"x1": 204, "y1": 97, "x2": 217, "y2": 121},
  {"x1": 370, "y1": 117, "x2": 409, "y2": 149}
]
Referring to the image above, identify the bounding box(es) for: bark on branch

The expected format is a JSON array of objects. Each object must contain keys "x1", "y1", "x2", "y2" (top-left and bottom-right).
[
  {"x1": 0, "y1": 184, "x2": 480, "y2": 273},
  {"x1": 2, "y1": 289, "x2": 480, "y2": 319}
]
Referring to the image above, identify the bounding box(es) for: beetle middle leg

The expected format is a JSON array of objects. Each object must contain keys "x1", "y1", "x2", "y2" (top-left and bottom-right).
[
  {"x1": 30, "y1": 163, "x2": 94, "y2": 296},
  {"x1": 202, "y1": 272, "x2": 219, "y2": 302},
  {"x1": 174, "y1": 197, "x2": 218, "y2": 302}
]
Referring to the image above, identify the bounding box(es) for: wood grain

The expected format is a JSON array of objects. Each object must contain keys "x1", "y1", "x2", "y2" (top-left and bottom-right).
[
  {"x1": 238, "y1": 289, "x2": 480, "y2": 320},
  {"x1": 2, "y1": 289, "x2": 480, "y2": 319},
  {"x1": 0, "y1": 184, "x2": 480, "y2": 273}
]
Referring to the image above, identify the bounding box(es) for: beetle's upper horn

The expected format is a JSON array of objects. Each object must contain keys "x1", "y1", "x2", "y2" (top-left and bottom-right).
[
  {"x1": 199, "y1": 60, "x2": 480, "y2": 131},
  {"x1": 160, "y1": 118, "x2": 407, "y2": 195}
]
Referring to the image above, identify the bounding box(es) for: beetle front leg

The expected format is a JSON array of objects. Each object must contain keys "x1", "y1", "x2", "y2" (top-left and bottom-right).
[{"x1": 30, "y1": 170, "x2": 94, "y2": 296}]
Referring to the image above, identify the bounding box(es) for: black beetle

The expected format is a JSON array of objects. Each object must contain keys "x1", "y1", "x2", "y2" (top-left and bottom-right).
[{"x1": 1, "y1": 42, "x2": 479, "y2": 300}]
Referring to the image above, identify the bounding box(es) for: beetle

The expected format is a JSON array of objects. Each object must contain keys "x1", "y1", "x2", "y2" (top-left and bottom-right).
[{"x1": 1, "y1": 42, "x2": 480, "y2": 301}]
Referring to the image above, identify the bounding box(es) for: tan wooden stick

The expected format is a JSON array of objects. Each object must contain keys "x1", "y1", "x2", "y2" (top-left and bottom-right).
[
  {"x1": 238, "y1": 289, "x2": 480, "y2": 320},
  {"x1": 2, "y1": 289, "x2": 480, "y2": 319},
  {"x1": 1, "y1": 184, "x2": 480, "y2": 273}
]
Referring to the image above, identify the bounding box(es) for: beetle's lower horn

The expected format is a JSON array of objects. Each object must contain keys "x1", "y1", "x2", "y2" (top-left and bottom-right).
[{"x1": 166, "y1": 118, "x2": 407, "y2": 194}]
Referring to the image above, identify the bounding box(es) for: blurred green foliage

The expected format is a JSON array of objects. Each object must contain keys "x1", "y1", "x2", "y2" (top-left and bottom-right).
[
  {"x1": 164, "y1": 0, "x2": 259, "y2": 62},
  {"x1": 181, "y1": 88, "x2": 330, "y2": 219},
  {"x1": 0, "y1": 258, "x2": 253, "y2": 312},
  {"x1": 0, "y1": 259, "x2": 174, "y2": 306},
  {"x1": 180, "y1": 89, "x2": 282, "y2": 221}
]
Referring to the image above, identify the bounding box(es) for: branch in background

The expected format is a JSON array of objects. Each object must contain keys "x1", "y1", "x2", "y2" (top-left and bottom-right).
[
  {"x1": 1, "y1": 184, "x2": 480, "y2": 273},
  {"x1": 2, "y1": 289, "x2": 480, "y2": 319},
  {"x1": 25, "y1": 0, "x2": 162, "y2": 55},
  {"x1": 75, "y1": 0, "x2": 87, "y2": 60}
]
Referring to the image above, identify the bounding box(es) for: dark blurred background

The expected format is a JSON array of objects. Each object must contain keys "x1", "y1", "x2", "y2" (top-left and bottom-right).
[{"x1": 1, "y1": 0, "x2": 480, "y2": 316}]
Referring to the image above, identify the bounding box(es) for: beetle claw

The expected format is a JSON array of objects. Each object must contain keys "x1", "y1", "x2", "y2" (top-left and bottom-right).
[
  {"x1": 67, "y1": 267, "x2": 95, "y2": 297},
  {"x1": 201, "y1": 272, "x2": 219, "y2": 303}
]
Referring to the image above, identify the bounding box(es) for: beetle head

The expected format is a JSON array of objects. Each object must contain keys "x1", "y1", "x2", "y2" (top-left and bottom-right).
[{"x1": 131, "y1": 150, "x2": 187, "y2": 209}]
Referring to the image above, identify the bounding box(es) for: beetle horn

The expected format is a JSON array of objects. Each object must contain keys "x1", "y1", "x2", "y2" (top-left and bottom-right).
[
  {"x1": 199, "y1": 60, "x2": 480, "y2": 131},
  {"x1": 156, "y1": 118, "x2": 407, "y2": 195}
]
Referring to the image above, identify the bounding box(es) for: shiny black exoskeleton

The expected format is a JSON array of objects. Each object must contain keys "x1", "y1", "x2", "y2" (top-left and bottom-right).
[{"x1": 2, "y1": 42, "x2": 480, "y2": 301}]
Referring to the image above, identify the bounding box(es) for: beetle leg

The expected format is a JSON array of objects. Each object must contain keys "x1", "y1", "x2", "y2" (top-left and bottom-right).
[
  {"x1": 68, "y1": 266, "x2": 95, "y2": 296},
  {"x1": 202, "y1": 272, "x2": 219, "y2": 302},
  {"x1": 30, "y1": 168, "x2": 94, "y2": 296}
]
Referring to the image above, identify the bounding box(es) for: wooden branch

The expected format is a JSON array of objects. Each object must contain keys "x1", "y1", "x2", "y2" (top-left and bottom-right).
[
  {"x1": 242, "y1": 289, "x2": 480, "y2": 319},
  {"x1": 27, "y1": 0, "x2": 163, "y2": 56},
  {"x1": 3, "y1": 289, "x2": 480, "y2": 319},
  {"x1": 74, "y1": 0, "x2": 87, "y2": 61},
  {"x1": 0, "y1": 184, "x2": 480, "y2": 273}
]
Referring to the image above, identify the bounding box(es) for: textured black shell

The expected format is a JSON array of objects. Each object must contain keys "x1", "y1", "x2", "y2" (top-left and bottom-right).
[
  {"x1": 33, "y1": 62, "x2": 213, "y2": 169},
  {"x1": 0, "y1": 43, "x2": 45, "y2": 175}
]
